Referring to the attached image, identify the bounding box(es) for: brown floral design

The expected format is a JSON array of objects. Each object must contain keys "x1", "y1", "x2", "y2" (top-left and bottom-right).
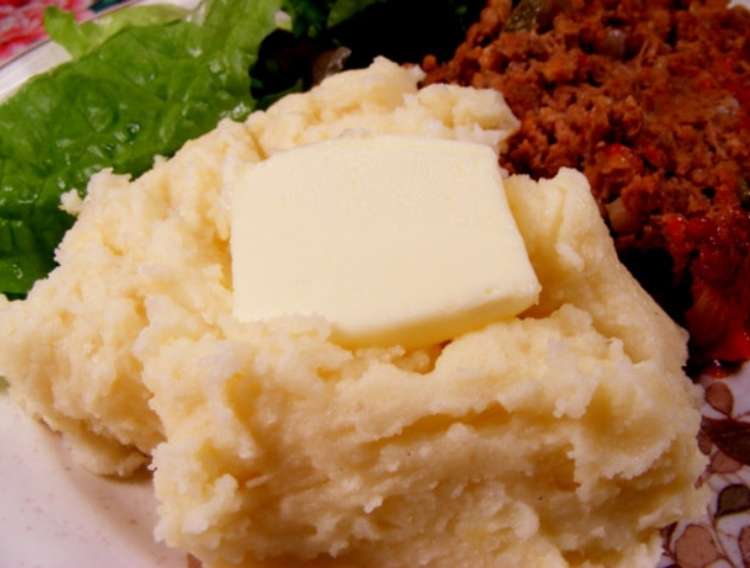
[{"x1": 660, "y1": 367, "x2": 750, "y2": 567}]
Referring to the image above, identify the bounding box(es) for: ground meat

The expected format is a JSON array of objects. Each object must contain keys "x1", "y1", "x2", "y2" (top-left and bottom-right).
[{"x1": 424, "y1": 0, "x2": 750, "y2": 369}]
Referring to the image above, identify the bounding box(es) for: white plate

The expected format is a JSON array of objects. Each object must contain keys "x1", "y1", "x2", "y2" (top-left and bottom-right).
[
  {"x1": 0, "y1": 395, "x2": 187, "y2": 568},
  {"x1": 0, "y1": 3, "x2": 196, "y2": 567}
]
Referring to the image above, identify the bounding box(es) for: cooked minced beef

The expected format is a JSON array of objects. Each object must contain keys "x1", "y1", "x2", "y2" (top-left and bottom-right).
[{"x1": 424, "y1": 0, "x2": 750, "y2": 368}]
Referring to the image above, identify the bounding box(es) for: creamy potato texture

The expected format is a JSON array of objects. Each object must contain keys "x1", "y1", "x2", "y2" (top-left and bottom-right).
[{"x1": 0, "y1": 58, "x2": 706, "y2": 567}]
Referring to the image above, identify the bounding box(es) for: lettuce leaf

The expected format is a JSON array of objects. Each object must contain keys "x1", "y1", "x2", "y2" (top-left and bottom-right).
[
  {"x1": 0, "y1": 0, "x2": 278, "y2": 294},
  {"x1": 279, "y1": 0, "x2": 383, "y2": 35},
  {"x1": 280, "y1": 0, "x2": 479, "y2": 39},
  {"x1": 44, "y1": 4, "x2": 188, "y2": 59},
  {"x1": 327, "y1": 0, "x2": 382, "y2": 27},
  {"x1": 280, "y1": 0, "x2": 328, "y2": 36},
  {"x1": 258, "y1": 0, "x2": 481, "y2": 102}
]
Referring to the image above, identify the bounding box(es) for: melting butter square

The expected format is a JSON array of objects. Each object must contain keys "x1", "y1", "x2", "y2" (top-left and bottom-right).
[{"x1": 231, "y1": 135, "x2": 540, "y2": 347}]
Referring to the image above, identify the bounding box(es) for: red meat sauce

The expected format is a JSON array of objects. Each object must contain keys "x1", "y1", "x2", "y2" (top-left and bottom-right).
[{"x1": 423, "y1": 0, "x2": 750, "y2": 372}]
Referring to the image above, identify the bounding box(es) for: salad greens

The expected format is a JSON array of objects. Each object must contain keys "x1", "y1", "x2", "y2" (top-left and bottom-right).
[
  {"x1": 281, "y1": 0, "x2": 382, "y2": 35},
  {"x1": 0, "y1": 0, "x2": 279, "y2": 294},
  {"x1": 253, "y1": 0, "x2": 483, "y2": 107},
  {"x1": 327, "y1": 1, "x2": 382, "y2": 27},
  {"x1": 0, "y1": 0, "x2": 481, "y2": 296},
  {"x1": 44, "y1": 4, "x2": 189, "y2": 59}
]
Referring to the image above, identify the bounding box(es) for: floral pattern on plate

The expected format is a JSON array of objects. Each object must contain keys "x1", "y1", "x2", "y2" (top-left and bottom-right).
[{"x1": 660, "y1": 367, "x2": 750, "y2": 567}]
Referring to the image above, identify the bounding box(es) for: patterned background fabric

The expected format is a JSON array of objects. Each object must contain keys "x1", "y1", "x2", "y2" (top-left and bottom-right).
[{"x1": 0, "y1": 0, "x2": 129, "y2": 64}]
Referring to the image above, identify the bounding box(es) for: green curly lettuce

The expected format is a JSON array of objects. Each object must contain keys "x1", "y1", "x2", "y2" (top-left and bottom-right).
[
  {"x1": 280, "y1": 0, "x2": 480, "y2": 38},
  {"x1": 44, "y1": 4, "x2": 189, "y2": 59},
  {"x1": 327, "y1": 0, "x2": 382, "y2": 27},
  {"x1": 0, "y1": 0, "x2": 279, "y2": 295}
]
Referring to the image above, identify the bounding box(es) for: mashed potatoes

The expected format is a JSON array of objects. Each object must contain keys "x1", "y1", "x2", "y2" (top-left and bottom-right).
[{"x1": 0, "y1": 58, "x2": 706, "y2": 567}]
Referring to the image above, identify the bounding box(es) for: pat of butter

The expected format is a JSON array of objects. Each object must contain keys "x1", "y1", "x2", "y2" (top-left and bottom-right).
[{"x1": 231, "y1": 135, "x2": 540, "y2": 348}]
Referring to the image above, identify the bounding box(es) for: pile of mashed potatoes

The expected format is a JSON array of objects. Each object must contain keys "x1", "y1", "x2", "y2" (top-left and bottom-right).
[{"x1": 0, "y1": 58, "x2": 707, "y2": 567}]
